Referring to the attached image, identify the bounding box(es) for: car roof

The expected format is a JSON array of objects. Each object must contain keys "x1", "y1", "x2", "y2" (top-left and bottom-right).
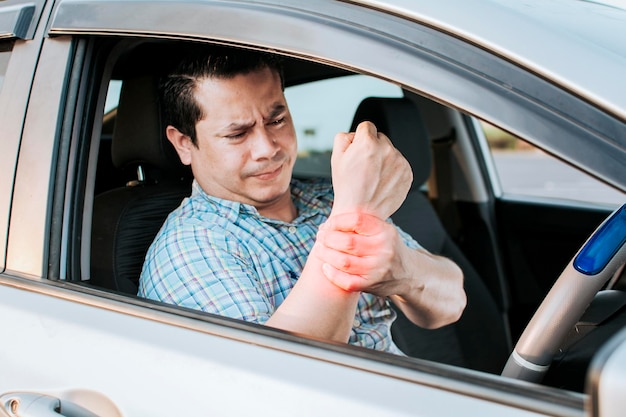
[{"x1": 354, "y1": 0, "x2": 626, "y2": 121}]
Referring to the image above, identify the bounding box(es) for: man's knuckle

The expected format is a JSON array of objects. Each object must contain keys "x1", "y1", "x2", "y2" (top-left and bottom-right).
[
  {"x1": 345, "y1": 235, "x2": 357, "y2": 252},
  {"x1": 340, "y1": 256, "x2": 352, "y2": 270},
  {"x1": 344, "y1": 278, "x2": 361, "y2": 292}
]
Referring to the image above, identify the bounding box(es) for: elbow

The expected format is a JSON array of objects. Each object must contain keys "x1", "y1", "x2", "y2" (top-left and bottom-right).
[
  {"x1": 422, "y1": 293, "x2": 466, "y2": 329},
  {"x1": 424, "y1": 263, "x2": 467, "y2": 329},
  {"x1": 396, "y1": 255, "x2": 467, "y2": 329}
]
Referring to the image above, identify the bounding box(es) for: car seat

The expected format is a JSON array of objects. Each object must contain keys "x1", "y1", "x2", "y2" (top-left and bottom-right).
[
  {"x1": 90, "y1": 75, "x2": 192, "y2": 294},
  {"x1": 350, "y1": 97, "x2": 510, "y2": 373}
]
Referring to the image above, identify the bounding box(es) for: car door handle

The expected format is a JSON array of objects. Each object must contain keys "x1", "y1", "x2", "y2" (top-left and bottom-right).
[{"x1": 1, "y1": 392, "x2": 100, "y2": 417}]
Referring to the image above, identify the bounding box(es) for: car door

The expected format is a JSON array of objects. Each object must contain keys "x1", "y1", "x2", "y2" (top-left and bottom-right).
[
  {"x1": 0, "y1": 33, "x2": 565, "y2": 416},
  {"x1": 1, "y1": 0, "x2": 623, "y2": 416}
]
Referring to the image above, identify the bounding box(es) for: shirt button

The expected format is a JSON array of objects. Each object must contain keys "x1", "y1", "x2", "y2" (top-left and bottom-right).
[
  {"x1": 288, "y1": 226, "x2": 297, "y2": 234},
  {"x1": 353, "y1": 319, "x2": 361, "y2": 328}
]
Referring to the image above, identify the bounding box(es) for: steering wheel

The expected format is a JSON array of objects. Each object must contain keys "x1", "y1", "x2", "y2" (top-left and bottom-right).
[{"x1": 502, "y1": 203, "x2": 626, "y2": 382}]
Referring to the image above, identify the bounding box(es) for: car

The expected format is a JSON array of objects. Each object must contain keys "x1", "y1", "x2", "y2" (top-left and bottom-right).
[{"x1": 0, "y1": 0, "x2": 625, "y2": 415}]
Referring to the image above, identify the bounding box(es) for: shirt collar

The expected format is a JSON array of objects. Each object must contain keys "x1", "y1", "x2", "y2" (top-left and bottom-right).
[{"x1": 191, "y1": 178, "x2": 331, "y2": 225}]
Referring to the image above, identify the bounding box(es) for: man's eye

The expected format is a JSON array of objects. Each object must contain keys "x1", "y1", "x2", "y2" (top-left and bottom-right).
[
  {"x1": 226, "y1": 132, "x2": 246, "y2": 140},
  {"x1": 271, "y1": 118, "x2": 285, "y2": 126}
]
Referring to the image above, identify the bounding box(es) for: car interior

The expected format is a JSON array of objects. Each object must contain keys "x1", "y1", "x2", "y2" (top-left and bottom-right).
[{"x1": 82, "y1": 39, "x2": 624, "y2": 393}]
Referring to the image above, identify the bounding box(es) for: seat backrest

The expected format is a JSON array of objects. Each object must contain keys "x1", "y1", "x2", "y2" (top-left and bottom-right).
[
  {"x1": 350, "y1": 97, "x2": 510, "y2": 373},
  {"x1": 90, "y1": 75, "x2": 192, "y2": 294}
]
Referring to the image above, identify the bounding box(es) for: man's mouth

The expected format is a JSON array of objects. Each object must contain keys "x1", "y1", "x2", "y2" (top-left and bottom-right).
[{"x1": 252, "y1": 164, "x2": 283, "y2": 181}]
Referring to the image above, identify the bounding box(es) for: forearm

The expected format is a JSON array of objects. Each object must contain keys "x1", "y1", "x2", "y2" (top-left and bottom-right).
[
  {"x1": 391, "y1": 247, "x2": 466, "y2": 329},
  {"x1": 266, "y1": 241, "x2": 360, "y2": 342}
]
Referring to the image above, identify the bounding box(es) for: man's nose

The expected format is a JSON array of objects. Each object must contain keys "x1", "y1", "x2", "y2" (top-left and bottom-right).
[{"x1": 250, "y1": 127, "x2": 279, "y2": 160}]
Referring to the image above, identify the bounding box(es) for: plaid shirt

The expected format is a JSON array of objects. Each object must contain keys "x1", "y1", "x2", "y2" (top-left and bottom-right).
[{"x1": 138, "y1": 178, "x2": 419, "y2": 354}]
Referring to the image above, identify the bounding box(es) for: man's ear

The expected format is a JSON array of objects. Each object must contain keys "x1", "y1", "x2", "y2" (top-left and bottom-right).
[{"x1": 166, "y1": 125, "x2": 194, "y2": 166}]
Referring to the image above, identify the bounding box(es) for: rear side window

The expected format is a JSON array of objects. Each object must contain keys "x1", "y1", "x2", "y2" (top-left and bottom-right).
[
  {"x1": 105, "y1": 80, "x2": 122, "y2": 113},
  {"x1": 286, "y1": 74, "x2": 402, "y2": 178}
]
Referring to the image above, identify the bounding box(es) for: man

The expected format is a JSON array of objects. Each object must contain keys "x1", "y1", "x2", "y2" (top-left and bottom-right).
[{"x1": 138, "y1": 47, "x2": 466, "y2": 354}]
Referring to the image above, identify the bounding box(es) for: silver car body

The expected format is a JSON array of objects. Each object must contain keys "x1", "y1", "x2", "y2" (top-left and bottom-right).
[{"x1": 0, "y1": 0, "x2": 624, "y2": 416}]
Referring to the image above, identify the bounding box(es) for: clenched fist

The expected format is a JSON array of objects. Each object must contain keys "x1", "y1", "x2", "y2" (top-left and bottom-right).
[{"x1": 330, "y1": 121, "x2": 413, "y2": 220}]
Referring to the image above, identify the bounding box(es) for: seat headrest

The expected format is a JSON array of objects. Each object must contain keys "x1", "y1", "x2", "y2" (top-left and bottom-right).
[
  {"x1": 350, "y1": 97, "x2": 432, "y2": 188},
  {"x1": 111, "y1": 76, "x2": 189, "y2": 178}
]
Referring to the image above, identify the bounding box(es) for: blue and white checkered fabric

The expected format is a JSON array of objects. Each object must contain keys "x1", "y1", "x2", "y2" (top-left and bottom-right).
[{"x1": 139, "y1": 178, "x2": 419, "y2": 354}]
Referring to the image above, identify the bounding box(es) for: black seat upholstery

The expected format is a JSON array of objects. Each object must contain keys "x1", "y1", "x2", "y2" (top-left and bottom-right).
[
  {"x1": 351, "y1": 97, "x2": 510, "y2": 373},
  {"x1": 90, "y1": 76, "x2": 192, "y2": 294}
]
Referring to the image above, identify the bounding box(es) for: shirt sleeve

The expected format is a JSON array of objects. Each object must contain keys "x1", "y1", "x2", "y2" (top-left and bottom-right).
[
  {"x1": 387, "y1": 218, "x2": 423, "y2": 250},
  {"x1": 138, "y1": 222, "x2": 276, "y2": 324}
]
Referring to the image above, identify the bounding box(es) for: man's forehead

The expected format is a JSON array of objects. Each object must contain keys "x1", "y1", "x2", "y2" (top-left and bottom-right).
[
  {"x1": 195, "y1": 68, "x2": 281, "y2": 101},
  {"x1": 217, "y1": 101, "x2": 287, "y2": 129}
]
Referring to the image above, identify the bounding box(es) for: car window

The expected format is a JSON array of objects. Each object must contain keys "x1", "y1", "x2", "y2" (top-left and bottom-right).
[
  {"x1": 286, "y1": 74, "x2": 403, "y2": 178},
  {"x1": 481, "y1": 121, "x2": 626, "y2": 206},
  {"x1": 105, "y1": 79, "x2": 122, "y2": 114}
]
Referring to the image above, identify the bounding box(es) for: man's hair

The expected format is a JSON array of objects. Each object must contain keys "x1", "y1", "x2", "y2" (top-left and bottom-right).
[{"x1": 160, "y1": 46, "x2": 285, "y2": 146}]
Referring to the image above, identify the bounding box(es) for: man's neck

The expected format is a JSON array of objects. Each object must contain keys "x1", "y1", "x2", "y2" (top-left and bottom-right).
[{"x1": 257, "y1": 197, "x2": 298, "y2": 223}]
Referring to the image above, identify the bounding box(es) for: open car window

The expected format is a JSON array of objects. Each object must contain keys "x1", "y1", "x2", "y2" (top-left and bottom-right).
[{"x1": 79, "y1": 37, "x2": 623, "y2": 383}]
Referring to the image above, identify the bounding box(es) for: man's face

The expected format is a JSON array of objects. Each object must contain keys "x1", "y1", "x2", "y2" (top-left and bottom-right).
[{"x1": 183, "y1": 67, "x2": 297, "y2": 213}]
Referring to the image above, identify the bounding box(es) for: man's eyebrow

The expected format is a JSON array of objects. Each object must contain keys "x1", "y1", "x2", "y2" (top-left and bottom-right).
[
  {"x1": 222, "y1": 120, "x2": 255, "y2": 132},
  {"x1": 265, "y1": 103, "x2": 287, "y2": 121},
  {"x1": 218, "y1": 103, "x2": 287, "y2": 134}
]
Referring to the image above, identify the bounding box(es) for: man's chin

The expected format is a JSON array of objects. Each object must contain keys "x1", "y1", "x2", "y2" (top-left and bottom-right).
[{"x1": 247, "y1": 183, "x2": 291, "y2": 206}]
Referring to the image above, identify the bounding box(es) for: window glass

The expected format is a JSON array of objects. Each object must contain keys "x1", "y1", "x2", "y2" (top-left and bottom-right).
[
  {"x1": 285, "y1": 74, "x2": 402, "y2": 177},
  {"x1": 482, "y1": 121, "x2": 625, "y2": 206},
  {"x1": 105, "y1": 79, "x2": 122, "y2": 113},
  {"x1": 0, "y1": 42, "x2": 14, "y2": 95}
]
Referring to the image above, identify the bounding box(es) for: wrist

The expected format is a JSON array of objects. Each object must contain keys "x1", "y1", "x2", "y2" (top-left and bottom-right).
[
  {"x1": 329, "y1": 205, "x2": 385, "y2": 221},
  {"x1": 309, "y1": 240, "x2": 354, "y2": 293}
]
